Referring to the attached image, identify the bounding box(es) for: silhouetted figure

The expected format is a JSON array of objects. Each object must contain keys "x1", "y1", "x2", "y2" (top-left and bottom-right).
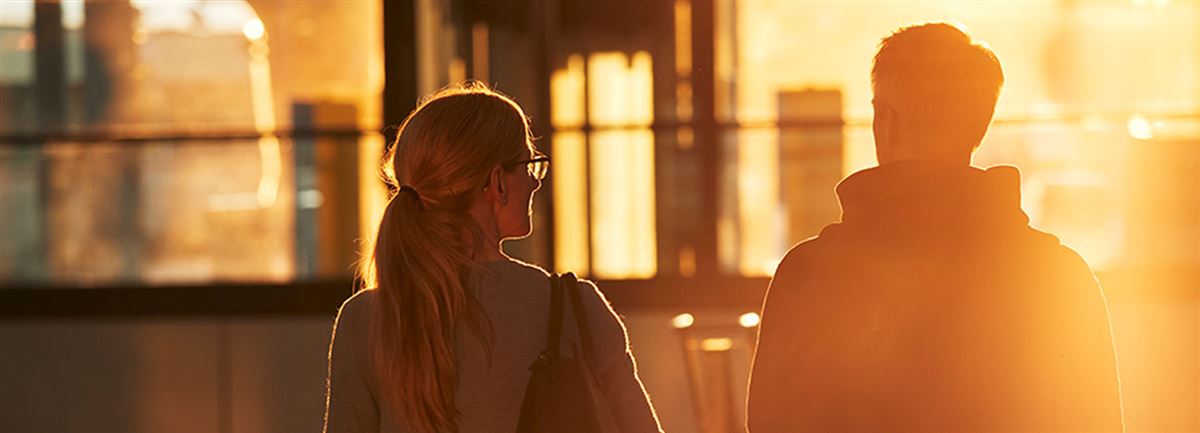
[
  {"x1": 324, "y1": 83, "x2": 661, "y2": 433},
  {"x1": 748, "y1": 23, "x2": 1124, "y2": 432}
]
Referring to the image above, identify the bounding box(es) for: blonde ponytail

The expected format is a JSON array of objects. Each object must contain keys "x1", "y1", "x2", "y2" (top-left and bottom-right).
[{"x1": 361, "y1": 83, "x2": 534, "y2": 433}]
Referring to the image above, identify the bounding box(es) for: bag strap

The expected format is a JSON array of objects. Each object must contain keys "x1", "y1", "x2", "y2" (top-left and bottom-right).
[
  {"x1": 561, "y1": 272, "x2": 598, "y2": 361},
  {"x1": 534, "y1": 273, "x2": 565, "y2": 367}
]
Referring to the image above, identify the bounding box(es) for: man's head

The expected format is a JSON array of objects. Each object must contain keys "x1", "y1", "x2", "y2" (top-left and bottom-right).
[{"x1": 871, "y1": 22, "x2": 1003, "y2": 165}]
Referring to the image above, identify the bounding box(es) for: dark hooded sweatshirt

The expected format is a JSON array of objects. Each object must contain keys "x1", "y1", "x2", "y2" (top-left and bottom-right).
[{"x1": 748, "y1": 160, "x2": 1125, "y2": 433}]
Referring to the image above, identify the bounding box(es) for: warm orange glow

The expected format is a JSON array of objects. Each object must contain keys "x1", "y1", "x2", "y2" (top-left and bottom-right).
[
  {"x1": 359, "y1": 0, "x2": 388, "y2": 270},
  {"x1": 550, "y1": 55, "x2": 589, "y2": 275},
  {"x1": 551, "y1": 52, "x2": 659, "y2": 278},
  {"x1": 448, "y1": 57, "x2": 466, "y2": 85},
  {"x1": 678, "y1": 245, "x2": 696, "y2": 277},
  {"x1": 674, "y1": 0, "x2": 694, "y2": 122},
  {"x1": 729, "y1": 5, "x2": 1198, "y2": 431},
  {"x1": 248, "y1": 38, "x2": 280, "y2": 209},
  {"x1": 674, "y1": 0, "x2": 692, "y2": 78},
  {"x1": 242, "y1": 18, "x2": 265, "y2": 41},
  {"x1": 550, "y1": 55, "x2": 586, "y2": 128},
  {"x1": 843, "y1": 126, "x2": 877, "y2": 175},
  {"x1": 470, "y1": 22, "x2": 489, "y2": 83},
  {"x1": 1127, "y1": 115, "x2": 1154, "y2": 140},
  {"x1": 590, "y1": 128, "x2": 657, "y2": 279},
  {"x1": 738, "y1": 312, "x2": 761, "y2": 328},
  {"x1": 587, "y1": 52, "x2": 657, "y2": 279},
  {"x1": 208, "y1": 26, "x2": 280, "y2": 212},
  {"x1": 588, "y1": 52, "x2": 654, "y2": 126},
  {"x1": 672, "y1": 313, "x2": 695, "y2": 329},
  {"x1": 728, "y1": 2, "x2": 1199, "y2": 276},
  {"x1": 551, "y1": 132, "x2": 589, "y2": 275},
  {"x1": 700, "y1": 337, "x2": 733, "y2": 352},
  {"x1": 736, "y1": 129, "x2": 782, "y2": 276},
  {"x1": 359, "y1": 133, "x2": 387, "y2": 256}
]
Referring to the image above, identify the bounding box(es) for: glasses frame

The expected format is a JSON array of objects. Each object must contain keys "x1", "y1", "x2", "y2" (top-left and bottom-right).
[{"x1": 504, "y1": 155, "x2": 551, "y2": 180}]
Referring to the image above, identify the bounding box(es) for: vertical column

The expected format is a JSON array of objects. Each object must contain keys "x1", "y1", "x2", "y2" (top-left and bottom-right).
[
  {"x1": 532, "y1": 0, "x2": 559, "y2": 269},
  {"x1": 34, "y1": 1, "x2": 65, "y2": 129},
  {"x1": 690, "y1": 0, "x2": 718, "y2": 276},
  {"x1": 25, "y1": 1, "x2": 66, "y2": 282},
  {"x1": 382, "y1": 0, "x2": 418, "y2": 176},
  {"x1": 83, "y1": 1, "x2": 142, "y2": 281},
  {"x1": 293, "y1": 102, "x2": 360, "y2": 280}
]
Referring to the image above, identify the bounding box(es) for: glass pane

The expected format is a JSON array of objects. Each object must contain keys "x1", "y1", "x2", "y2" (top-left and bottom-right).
[
  {"x1": 552, "y1": 131, "x2": 590, "y2": 275},
  {"x1": 719, "y1": 90, "x2": 850, "y2": 276},
  {"x1": 550, "y1": 54, "x2": 588, "y2": 275},
  {"x1": 0, "y1": 134, "x2": 377, "y2": 287},
  {"x1": 0, "y1": 0, "x2": 382, "y2": 135},
  {"x1": 589, "y1": 51, "x2": 657, "y2": 279},
  {"x1": 590, "y1": 129, "x2": 657, "y2": 279},
  {"x1": 550, "y1": 51, "x2": 660, "y2": 279},
  {"x1": 0, "y1": 1, "x2": 34, "y2": 85},
  {"x1": 0, "y1": 1, "x2": 384, "y2": 287}
]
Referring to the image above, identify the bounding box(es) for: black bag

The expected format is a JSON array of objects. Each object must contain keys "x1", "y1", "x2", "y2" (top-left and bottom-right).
[{"x1": 515, "y1": 272, "x2": 619, "y2": 433}]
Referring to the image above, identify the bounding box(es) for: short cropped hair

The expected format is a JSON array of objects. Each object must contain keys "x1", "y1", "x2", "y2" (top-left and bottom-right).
[{"x1": 872, "y1": 22, "x2": 1004, "y2": 155}]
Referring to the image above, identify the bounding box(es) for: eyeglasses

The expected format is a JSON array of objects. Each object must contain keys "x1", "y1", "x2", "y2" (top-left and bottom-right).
[{"x1": 504, "y1": 155, "x2": 551, "y2": 180}]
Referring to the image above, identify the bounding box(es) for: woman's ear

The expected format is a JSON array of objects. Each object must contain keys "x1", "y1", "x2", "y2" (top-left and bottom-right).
[{"x1": 484, "y1": 165, "x2": 507, "y2": 202}]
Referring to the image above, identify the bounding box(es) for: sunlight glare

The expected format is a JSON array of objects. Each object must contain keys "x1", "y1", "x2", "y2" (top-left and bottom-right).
[
  {"x1": 672, "y1": 313, "x2": 695, "y2": 329},
  {"x1": 242, "y1": 18, "x2": 265, "y2": 41},
  {"x1": 739, "y1": 312, "x2": 761, "y2": 328},
  {"x1": 700, "y1": 337, "x2": 733, "y2": 352},
  {"x1": 1127, "y1": 115, "x2": 1154, "y2": 140}
]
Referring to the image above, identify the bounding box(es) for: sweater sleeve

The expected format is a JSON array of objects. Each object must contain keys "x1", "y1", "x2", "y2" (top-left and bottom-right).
[
  {"x1": 1018, "y1": 247, "x2": 1126, "y2": 432},
  {"x1": 577, "y1": 280, "x2": 664, "y2": 433},
  {"x1": 746, "y1": 247, "x2": 806, "y2": 433},
  {"x1": 323, "y1": 294, "x2": 381, "y2": 433}
]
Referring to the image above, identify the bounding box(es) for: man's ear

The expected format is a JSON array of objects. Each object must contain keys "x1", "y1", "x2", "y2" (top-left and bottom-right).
[{"x1": 873, "y1": 101, "x2": 900, "y2": 161}]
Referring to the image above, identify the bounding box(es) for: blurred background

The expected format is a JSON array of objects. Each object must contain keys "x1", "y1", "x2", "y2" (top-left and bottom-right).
[{"x1": 0, "y1": 1, "x2": 1196, "y2": 432}]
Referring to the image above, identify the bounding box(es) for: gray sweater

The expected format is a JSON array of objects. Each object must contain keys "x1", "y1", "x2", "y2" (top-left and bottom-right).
[{"x1": 323, "y1": 258, "x2": 663, "y2": 433}]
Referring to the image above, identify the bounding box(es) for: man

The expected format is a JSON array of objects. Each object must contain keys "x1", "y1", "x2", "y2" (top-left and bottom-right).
[{"x1": 747, "y1": 23, "x2": 1124, "y2": 432}]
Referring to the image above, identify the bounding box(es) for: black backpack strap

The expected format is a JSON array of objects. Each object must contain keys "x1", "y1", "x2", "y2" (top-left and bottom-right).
[
  {"x1": 533, "y1": 273, "x2": 565, "y2": 368},
  {"x1": 561, "y1": 272, "x2": 598, "y2": 361}
]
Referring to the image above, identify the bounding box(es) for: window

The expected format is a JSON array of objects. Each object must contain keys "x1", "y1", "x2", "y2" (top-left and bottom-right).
[
  {"x1": 551, "y1": 53, "x2": 659, "y2": 278},
  {"x1": 720, "y1": 1, "x2": 1200, "y2": 275},
  {"x1": 0, "y1": 1, "x2": 384, "y2": 286}
]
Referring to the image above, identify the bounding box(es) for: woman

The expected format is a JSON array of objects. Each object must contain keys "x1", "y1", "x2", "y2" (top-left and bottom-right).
[{"x1": 323, "y1": 83, "x2": 662, "y2": 433}]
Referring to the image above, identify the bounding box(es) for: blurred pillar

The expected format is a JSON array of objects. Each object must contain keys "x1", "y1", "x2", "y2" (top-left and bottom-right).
[
  {"x1": 41, "y1": 1, "x2": 141, "y2": 283},
  {"x1": 85, "y1": 1, "x2": 141, "y2": 281},
  {"x1": 532, "y1": 0, "x2": 558, "y2": 269},
  {"x1": 34, "y1": 1, "x2": 65, "y2": 129},
  {"x1": 383, "y1": 0, "x2": 418, "y2": 165},
  {"x1": 691, "y1": 0, "x2": 718, "y2": 275},
  {"x1": 15, "y1": 0, "x2": 68, "y2": 282},
  {"x1": 82, "y1": 1, "x2": 136, "y2": 124},
  {"x1": 294, "y1": 102, "x2": 360, "y2": 279}
]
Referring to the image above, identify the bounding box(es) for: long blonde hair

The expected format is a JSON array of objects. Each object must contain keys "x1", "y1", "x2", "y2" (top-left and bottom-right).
[{"x1": 362, "y1": 83, "x2": 534, "y2": 433}]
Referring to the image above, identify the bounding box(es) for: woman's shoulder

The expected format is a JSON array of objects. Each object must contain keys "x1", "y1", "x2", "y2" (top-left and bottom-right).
[
  {"x1": 342, "y1": 288, "x2": 377, "y2": 310},
  {"x1": 334, "y1": 289, "x2": 377, "y2": 333},
  {"x1": 486, "y1": 256, "x2": 552, "y2": 278},
  {"x1": 571, "y1": 277, "x2": 616, "y2": 318},
  {"x1": 487, "y1": 258, "x2": 612, "y2": 312}
]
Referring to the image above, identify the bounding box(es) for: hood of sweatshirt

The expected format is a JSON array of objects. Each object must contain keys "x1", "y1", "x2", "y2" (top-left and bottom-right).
[{"x1": 829, "y1": 160, "x2": 1031, "y2": 241}]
